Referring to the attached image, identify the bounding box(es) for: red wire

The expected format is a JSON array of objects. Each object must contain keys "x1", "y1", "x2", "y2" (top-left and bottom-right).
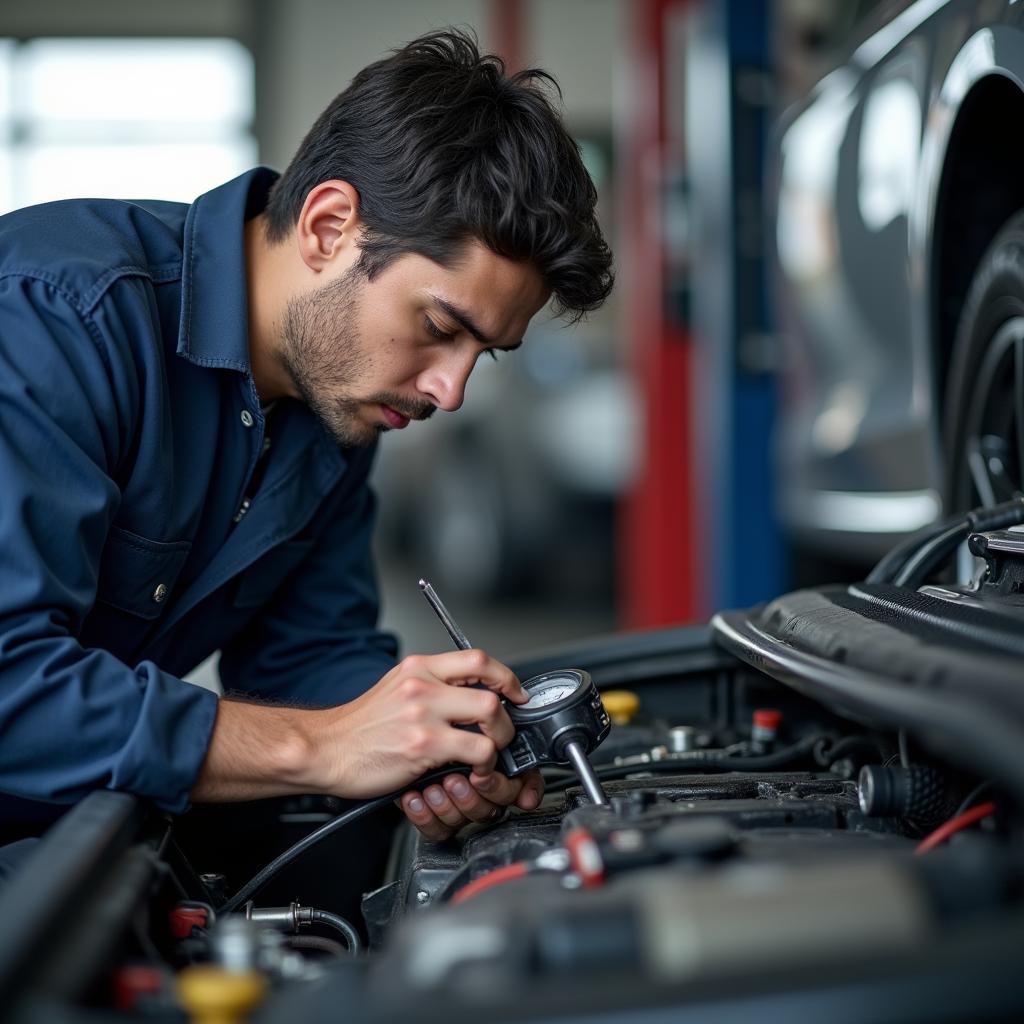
[
  {"x1": 450, "y1": 862, "x2": 530, "y2": 905},
  {"x1": 915, "y1": 801, "x2": 996, "y2": 855}
]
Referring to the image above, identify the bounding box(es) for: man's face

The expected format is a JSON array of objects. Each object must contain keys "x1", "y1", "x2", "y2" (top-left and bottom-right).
[{"x1": 277, "y1": 240, "x2": 549, "y2": 448}]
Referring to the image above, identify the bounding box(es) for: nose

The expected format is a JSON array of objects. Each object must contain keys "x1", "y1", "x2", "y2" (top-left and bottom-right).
[{"x1": 417, "y1": 350, "x2": 476, "y2": 413}]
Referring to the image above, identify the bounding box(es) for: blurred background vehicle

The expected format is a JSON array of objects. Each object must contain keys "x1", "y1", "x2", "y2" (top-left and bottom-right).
[
  {"x1": 773, "y1": 0, "x2": 1024, "y2": 580},
  {"x1": 372, "y1": 307, "x2": 639, "y2": 604}
]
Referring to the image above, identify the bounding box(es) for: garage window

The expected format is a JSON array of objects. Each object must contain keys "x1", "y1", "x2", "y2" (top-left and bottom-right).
[{"x1": 0, "y1": 37, "x2": 256, "y2": 214}]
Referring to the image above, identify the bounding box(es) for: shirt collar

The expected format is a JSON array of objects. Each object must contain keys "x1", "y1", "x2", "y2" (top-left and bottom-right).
[{"x1": 176, "y1": 166, "x2": 279, "y2": 371}]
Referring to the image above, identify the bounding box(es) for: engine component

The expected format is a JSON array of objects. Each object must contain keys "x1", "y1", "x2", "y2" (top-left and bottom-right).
[
  {"x1": 857, "y1": 764, "x2": 950, "y2": 824},
  {"x1": 245, "y1": 902, "x2": 361, "y2": 954},
  {"x1": 601, "y1": 690, "x2": 640, "y2": 725},
  {"x1": 749, "y1": 708, "x2": 782, "y2": 753},
  {"x1": 176, "y1": 963, "x2": 266, "y2": 1024}
]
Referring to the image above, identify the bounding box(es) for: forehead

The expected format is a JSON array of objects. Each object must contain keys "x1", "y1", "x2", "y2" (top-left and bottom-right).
[{"x1": 376, "y1": 241, "x2": 550, "y2": 341}]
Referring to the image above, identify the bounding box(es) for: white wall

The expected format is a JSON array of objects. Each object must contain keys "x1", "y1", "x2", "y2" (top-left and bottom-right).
[
  {"x1": 0, "y1": 0, "x2": 622, "y2": 166},
  {"x1": 255, "y1": 0, "x2": 621, "y2": 169}
]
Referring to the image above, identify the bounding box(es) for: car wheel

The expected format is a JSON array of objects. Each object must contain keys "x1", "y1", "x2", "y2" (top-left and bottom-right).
[{"x1": 944, "y1": 210, "x2": 1024, "y2": 515}]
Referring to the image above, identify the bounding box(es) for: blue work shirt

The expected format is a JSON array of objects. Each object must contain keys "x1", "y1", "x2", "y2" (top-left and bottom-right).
[{"x1": 0, "y1": 168, "x2": 398, "y2": 817}]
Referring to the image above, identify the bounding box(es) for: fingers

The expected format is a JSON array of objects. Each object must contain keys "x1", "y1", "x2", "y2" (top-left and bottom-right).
[
  {"x1": 443, "y1": 772, "x2": 504, "y2": 822},
  {"x1": 410, "y1": 649, "x2": 528, "y2": 703},
  {"x1": 513, "y1": 769, "x2": 545, "y2": 810},
  {"x1": 400, "y1": 789, "x2": 463, "y2": 842},
  {"x1": 431, "y1": 685, "x2": 516, "y2": 750},
  {"x1": 400, "y1": 768, "x2": 542, "y2": 842},
  {"x1": 329, "y1": 650, "x2": 526, "y2": 802}
]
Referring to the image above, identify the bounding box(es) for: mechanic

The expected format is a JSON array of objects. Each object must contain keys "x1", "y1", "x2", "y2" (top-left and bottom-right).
[{"x1": 0, "y1": 29, "x2": 613, "y2": 880}]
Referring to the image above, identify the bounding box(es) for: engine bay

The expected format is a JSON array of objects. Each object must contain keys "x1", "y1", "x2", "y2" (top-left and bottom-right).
[{"x1": 4, "y1": 513, "x2": 1024, "y2": 1022}]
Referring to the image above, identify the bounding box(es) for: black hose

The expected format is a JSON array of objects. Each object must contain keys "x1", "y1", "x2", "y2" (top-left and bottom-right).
[
  {"x1": 892, "y1": 522, "x2": 967, "y2": 588},
  {"x1": 217, "y1": 763, "x2": 478, "y2": 914},
  {"x1": 310, "y1": 909, "x2": 362, "y2": 954},
  {"x1": 812, "y1": 734, "x2": 886, "y2": 768},
  {"x1": 218, "y1": 795, "x2": 394, "y2": 914},
  {"x1": 869, "y1": 497, "x2": 1024, "y2": 588},
  {"x1": 287, "y1": 935, "x2": 348, "y2": 958},
  {"x1": 867, "y1": 512, "x2": 965, "y2": 584}
]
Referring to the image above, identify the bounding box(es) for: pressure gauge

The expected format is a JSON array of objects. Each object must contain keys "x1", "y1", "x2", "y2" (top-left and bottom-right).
[
  {"x1": 419, "y1": 579, "x2": 611, "y2": 804},
  {"x1": 499, "y1": 669, "x2": 611, "y2": 778},
  {"x1": 519, "y1": 675, "x2": 581, "y2": 710}
]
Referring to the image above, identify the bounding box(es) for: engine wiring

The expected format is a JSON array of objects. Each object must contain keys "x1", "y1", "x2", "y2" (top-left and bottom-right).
[
  {"x1": 216, "y1": 731, "x2": 906, "y2": 914},
  {"x1": 954, "y1": 780, "x2": 994, "y2": 818},
  {"x1": 915, "y1": 801, "x2": 997, "y2": 855},
  {"x1": 541, "y1": 734, "x2": 827, "y2": 793},
  {"x1": 450, "y1": 862, "x2": 531, "y2": 905}
]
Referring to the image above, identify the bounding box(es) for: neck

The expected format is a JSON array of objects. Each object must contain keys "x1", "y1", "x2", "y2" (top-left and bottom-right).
[{"x1": 245, "y1": 214, "x2": 298, "y2": 402}]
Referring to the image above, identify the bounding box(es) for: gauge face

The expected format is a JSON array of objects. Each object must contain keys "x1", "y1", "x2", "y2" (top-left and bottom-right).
[{"x1": 521, "y1": 674, "x2": 582, "y2": 710}]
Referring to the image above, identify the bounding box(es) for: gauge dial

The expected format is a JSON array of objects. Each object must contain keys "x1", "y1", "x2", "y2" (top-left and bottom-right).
[{"x1": 521, "y1": 674, "x2": 582, "y2": 710}]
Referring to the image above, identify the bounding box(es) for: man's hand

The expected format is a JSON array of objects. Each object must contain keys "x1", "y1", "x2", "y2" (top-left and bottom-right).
[
  {"x1": 399, "y1": 767, "x2": 545, "y2": 841},
  {"x1": 192, "y1": 649, "x2": 534, "y2": 818},
  {"x1": 308, "y1": 649, "x2": 529, "y2": 797}
]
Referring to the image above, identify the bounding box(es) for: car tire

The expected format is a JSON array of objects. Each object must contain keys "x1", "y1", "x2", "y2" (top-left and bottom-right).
[{"x1": 943, "y1": 209, "x2": 1024, "y2": 515}]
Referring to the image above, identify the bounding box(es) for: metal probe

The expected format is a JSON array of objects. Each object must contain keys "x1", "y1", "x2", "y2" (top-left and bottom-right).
[
  {"x1": 418, "y1": 578, "x2": 472, "y2": 650},
  {"x1": 418, "y1": 578, "x2": 609, "y2": 806},
  {"x1": 563, "y1": 739, "x2": 609, "y2": 806}
]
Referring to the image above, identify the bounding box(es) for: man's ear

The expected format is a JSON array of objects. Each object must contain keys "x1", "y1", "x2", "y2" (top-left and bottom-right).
[{"x1": 295, "y1": 180, "x2": 363, "y2": 272}]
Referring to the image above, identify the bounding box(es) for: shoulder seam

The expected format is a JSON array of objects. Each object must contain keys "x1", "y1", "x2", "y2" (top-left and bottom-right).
[
  {"x1": 83, "y1": 264, "x2": 182, "y2": 314},
  {"x1": 0, "y1": 263, "x2": 182, "y2": 317}
]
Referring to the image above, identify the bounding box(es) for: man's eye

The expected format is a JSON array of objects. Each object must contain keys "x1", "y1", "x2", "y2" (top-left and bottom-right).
[{"x1": 424, "y1": 316, "x2": 454, "y2": 341}]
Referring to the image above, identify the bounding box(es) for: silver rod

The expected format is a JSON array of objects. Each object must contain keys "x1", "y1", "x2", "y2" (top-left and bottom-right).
[
  {"x1": 564, "y1": 740, "x2": 609, "y2": 806},
  {"x1": 418, "y1": 578, "x2": 473, "y2": 650}
]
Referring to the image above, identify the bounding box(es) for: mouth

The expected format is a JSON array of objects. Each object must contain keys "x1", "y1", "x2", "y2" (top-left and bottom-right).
[{"x1": 380, "y1": 404, "x2": 411, "y2": 429}]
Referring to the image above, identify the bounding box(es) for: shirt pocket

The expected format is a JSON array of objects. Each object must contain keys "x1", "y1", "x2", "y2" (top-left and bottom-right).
[
  {"x1": 232, "y1": 537, "x2": 317, "y2": 609},
  {"x1": 94, "y1": 526, "x2": 193, "y2": 621}
]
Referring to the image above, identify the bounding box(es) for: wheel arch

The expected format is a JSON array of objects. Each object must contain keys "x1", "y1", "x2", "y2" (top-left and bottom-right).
[{"x1": 930, "y1": 50, "x2": 1024, "y2": 422}]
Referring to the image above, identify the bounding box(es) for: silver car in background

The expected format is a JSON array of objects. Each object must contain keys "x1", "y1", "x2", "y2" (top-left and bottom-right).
[{"x1": 775, "y1": 0, "x2": 1024, "y2": 568}]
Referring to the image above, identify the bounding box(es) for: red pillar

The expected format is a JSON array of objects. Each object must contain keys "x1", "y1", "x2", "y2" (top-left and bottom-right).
[
  {"x1": 619, "y1": 0, "x2": 703, "y2": 628},
  {"x1": 491, "y1": 0, "x2": 525, "y2": 72}
]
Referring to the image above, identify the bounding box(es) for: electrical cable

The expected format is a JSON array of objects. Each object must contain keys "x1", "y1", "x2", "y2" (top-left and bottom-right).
[
  {"x1": 450, "y1": 862, "x2": 530, "y2": 905},
  {"x1": 954, "y1": 780, "x2": 994, "y2": 819},
  {"x1": 915, "y1": 801, "x2": 996, "y2": 855}
]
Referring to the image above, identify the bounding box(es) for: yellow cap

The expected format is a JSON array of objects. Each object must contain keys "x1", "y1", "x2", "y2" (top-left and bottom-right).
[
  {"x1": 601, "y1": 689, "x2": 640, "y2": 725},
  {"x1": 177, "y1": 965, "x2": 266, "y2": 1024}
]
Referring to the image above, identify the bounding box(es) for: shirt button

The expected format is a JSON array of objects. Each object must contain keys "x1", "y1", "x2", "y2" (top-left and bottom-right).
[
  {"x1": 240, "y1": 409, "x2": 255, "y2": 428},
  {"x1": 152, "y1": 583, "x2": 168, "y2": 604}
]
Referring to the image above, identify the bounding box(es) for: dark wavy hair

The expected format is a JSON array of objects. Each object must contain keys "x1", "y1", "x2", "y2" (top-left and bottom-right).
[{"x1": 264, "y1": 28, "x2": 613, "y2": 320}]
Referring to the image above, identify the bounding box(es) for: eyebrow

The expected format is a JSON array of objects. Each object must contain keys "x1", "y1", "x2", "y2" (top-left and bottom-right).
[{"x1": 429, "y1": 294, "x2": 523, "y2": 351}]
